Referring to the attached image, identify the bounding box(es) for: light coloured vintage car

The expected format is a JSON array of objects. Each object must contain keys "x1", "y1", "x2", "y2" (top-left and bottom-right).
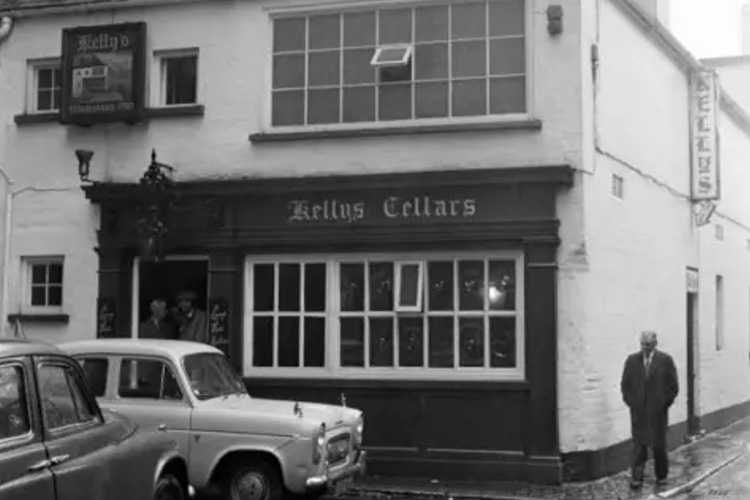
[
  {"x1": 0, "y1": 339, "x2": 189, "y2": 500},
  {"x1": 61, "y1": 339, "x2": 366, "y2": 500}
]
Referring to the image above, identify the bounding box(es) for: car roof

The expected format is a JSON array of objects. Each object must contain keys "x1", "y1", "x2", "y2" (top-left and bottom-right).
[
  {"x1": 59, "y1": 338, "x2": 223, "y2": 360},
  {"x1": 0, "y1": 338, "x2": 66, "y2": 358}
]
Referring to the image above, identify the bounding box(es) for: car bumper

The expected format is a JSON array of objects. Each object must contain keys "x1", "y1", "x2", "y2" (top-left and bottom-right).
[{"x1": 306, "y1": 449, "x2": 366, "y2": 492}]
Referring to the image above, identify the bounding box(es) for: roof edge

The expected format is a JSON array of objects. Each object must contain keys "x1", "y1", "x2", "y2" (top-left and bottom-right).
[
  {"x1": 0, "y1": 0, "x2": 208, "y2": 17},
  {"x1": 612, "y1": 0, "x2": 750, "y2": 138}
]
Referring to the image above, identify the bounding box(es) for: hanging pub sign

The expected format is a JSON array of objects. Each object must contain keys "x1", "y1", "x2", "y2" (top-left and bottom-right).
[
  {"x1": 60, "y1": 22, "x2": 147, "y2": 125},
  {"x1": 689, "y1": 70, "x2": 720, "y2": 201}
]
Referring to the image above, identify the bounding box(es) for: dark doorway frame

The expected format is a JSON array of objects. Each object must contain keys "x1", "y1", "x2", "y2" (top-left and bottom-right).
[
  {"x1": 131, "y1": 255, "x2": 210, "y2": 339},
  {"x1": 686, "y1": 290, "x2": 700, "y2": 435}
]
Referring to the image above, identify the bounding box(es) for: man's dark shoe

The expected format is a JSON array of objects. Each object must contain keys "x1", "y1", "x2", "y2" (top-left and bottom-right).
[
  {"x1": 656, "y1": 478, "x2": 668, "y2": 487},
  {"x1": 630, "y1": 480, "x2": 643, "y2": 489}
]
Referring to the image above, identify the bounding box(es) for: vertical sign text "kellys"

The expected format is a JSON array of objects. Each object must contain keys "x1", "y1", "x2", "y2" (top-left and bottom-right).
[{"x1": 690, "y1": 71, "x2": 720, "y2": 201}]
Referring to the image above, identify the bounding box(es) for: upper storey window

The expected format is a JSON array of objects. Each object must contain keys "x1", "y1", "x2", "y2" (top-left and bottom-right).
[{"x1": 270, "y1": 0, "x2": 527, "y2": 128}]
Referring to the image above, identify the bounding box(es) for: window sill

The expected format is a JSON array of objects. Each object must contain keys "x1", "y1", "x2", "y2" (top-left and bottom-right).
[
  {"x1": 248, "y1": 118, "x2": 543, "y2": 143},
  {"x1": 13, "y1": 105, "x2": 205, "y2": 126},
  {"x1": 8, "y1": 313, "x2": 70, "y2": 324}
]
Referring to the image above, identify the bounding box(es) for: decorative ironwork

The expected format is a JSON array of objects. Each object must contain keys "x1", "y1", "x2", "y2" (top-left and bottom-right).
[{"x1": 134, "y1": 149, "x2": 176, "y2": 262}]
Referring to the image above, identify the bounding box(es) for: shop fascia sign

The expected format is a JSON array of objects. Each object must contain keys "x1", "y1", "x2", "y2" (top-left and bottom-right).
[{"x1": 689, "y1": 70, "x2": 720, "y2": 227}]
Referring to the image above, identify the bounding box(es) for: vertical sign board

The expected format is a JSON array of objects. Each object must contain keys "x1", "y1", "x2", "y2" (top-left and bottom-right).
[
  {"x1": 208, "y1": 298, "x2": 229, "y2": 355},
  {"x1": 689, "y1": 70, "x2": 720, "y2": 201},
  {"x1": 97, "y1": 297, "x2": 117, "y2": 338},
  {"x1": 60, "y1": 22, "x2": 147, "y2": 125}
]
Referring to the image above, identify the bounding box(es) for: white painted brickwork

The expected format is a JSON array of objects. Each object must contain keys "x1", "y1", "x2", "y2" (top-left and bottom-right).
[{"x1": 558, "y1": 0, "x2": 750, "y2": 454}]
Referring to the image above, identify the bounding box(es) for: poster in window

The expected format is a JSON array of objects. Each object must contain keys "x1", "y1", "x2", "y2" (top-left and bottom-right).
[
  {"x1": 208, "y1": 298, "x2": 229, "y2": 354},
  {"x1": 60, "y1": 22, "x2": 147, "y2": 125},
  {"x1": 97, "y1": 297, "x2": 117, "y2": 338}
]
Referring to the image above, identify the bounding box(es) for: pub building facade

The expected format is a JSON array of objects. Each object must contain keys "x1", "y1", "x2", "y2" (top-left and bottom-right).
[
  {"x1": 6, "y1": 0, "x2": 750, "y2": 488},
  {"x1": 85, "y1": 165, "x2": 572, "y2": 484}
]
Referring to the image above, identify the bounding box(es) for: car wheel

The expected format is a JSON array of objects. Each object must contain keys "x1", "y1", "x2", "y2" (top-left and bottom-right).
[
  {"x1": 223, "y1": 461, "x2": 283, "y2": 500},
  {"x1": 153, "y1": 473, "x2": 185, "y2": 500}
]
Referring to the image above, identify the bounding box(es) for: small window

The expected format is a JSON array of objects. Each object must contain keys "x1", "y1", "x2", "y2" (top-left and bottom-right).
[
  {"x1": 371, "y1": 45, "x2": 413, "y2": 67},
  {"x1": 158, "y1": 50, "x2": 198, "y2": 106},
  {"x1": 27, "y1": 60, "x2": 62, "y2": 113},
  {"x1": 22, "y1": 257, "x2": 64, "y2": 312},
  {"x1": 395, "y1": 261, "x2": 424, "y2": 312},
  {"x1": 715, "y1": 224, "x2": 724, "y2": 241},
  {"x1": 0, "y1": 365, "x2": 31, "y2": 440},
  {"x1": 118, "y1": 359, "x2": 183, "y2": 400},
  {"x1": 78, "y1": 358, "x2": 109, "y2": 398},
  {"x1": 38, "y1": 364, "x2": 97, "y2": 431}
]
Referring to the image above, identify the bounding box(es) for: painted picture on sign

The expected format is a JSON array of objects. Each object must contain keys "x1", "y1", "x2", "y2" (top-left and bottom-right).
[
  {"x1": 71, "y1": 54, "x2": 132, "y2": 104},
  {"x1": 61, "y1": 22, "x2": 146, "y2": 124}
]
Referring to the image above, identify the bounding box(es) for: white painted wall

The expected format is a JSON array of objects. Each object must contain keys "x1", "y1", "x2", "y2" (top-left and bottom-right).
[
  {"x1": 695, "y1": 113, "x2": 750, "y2": 418},
  {"x1": 558, "y1": 0, "x2": 750, "y2": 454},
  {"x1": 0, "y1": 0, "x2": 586, "y2": 342}
]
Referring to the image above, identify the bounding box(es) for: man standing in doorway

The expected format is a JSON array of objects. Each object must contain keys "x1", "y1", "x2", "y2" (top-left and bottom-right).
[
  {"x1": 620, "y1": 330, "x2": 679, "y2": 489},
  {"x1": 175, "y1": 290, "x2": 208, "y2": 344},
  {"x1": 139, "y1": 298, "x2": 177, "y2": 340}
]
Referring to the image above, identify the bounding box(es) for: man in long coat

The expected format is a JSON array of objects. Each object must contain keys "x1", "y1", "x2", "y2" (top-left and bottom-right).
[
  {"x1": 620, "y1": 330, "x2": 679, "y2": 489},
  {"x1": 174, "y1": 290, "x2": 208, "y2": 344}
]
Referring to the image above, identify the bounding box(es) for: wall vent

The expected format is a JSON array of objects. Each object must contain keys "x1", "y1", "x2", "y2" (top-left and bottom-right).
[{"x1": 611, "y1": 174, "x2": 624, "y2": 199}]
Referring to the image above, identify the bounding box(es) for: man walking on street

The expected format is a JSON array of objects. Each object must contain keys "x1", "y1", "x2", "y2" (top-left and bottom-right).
[{"x1": 620, "y1": 330, "x2": 679, "y2": 489}]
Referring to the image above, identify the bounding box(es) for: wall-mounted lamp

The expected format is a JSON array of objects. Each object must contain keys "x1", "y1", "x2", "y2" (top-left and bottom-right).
[
  {"x1": 547, "y1": 5, "x2": 563, "y2": 37},
  {"x1": 75, "y1": 149, "x2": 94, "y2": 183}
]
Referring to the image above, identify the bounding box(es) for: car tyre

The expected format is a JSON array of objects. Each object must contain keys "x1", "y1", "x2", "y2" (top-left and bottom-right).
[
  {"x1": 153, "y1": 473, "x2": 185, "y2": 500},
  {"x1": 223, "y1": 461, "x2": 284, "y2": 500}
]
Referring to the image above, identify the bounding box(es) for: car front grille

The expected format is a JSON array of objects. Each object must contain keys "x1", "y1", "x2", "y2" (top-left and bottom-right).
[{"x1": 326, "y1": 433, "x2": 351, "y2": 466}]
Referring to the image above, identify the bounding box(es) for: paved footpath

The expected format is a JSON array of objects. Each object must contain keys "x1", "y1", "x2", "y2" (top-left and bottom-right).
[
  {"x1": 668, "y1": 446, "x2": 750, "y2": 500},
  {"x1": 331, "y1": 416, "x2": 750, "y2": 500}
]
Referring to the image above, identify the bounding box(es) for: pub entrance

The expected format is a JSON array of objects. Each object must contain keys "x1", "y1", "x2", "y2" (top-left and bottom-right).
[{"x1": 132, "y1": 256, "x2": 209, "y2": 339}]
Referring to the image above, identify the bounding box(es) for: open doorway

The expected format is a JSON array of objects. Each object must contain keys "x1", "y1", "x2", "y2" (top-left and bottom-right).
[{"x1": 133, "y1": 256, "x2": 209, "y2": 339}]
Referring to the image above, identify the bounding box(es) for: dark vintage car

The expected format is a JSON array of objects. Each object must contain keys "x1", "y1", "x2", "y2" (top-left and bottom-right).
[{"x1": 0, "y1": 339, "x2": 189, "y2": 500}]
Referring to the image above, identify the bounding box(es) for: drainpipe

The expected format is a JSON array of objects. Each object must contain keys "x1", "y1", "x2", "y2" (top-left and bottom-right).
[
  {"x1": 0, "y1": 17, "x2": 13, "y2": 337},
  {"x1": 0, "y1": 167, "x2": 13, "y2": 338}
]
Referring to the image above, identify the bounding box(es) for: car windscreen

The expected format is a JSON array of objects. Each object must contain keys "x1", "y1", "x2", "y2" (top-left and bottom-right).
[{"x1": 182, "y1": 353, "x2": 247, "y2": 400}]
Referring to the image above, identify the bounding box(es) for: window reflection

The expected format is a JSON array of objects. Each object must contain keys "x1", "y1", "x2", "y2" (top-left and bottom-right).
[
  {"x1": 488, "y1": 260, "x2": 515, "y2": 310},
  {"x1": 398, "y1": 317, "x2": 423, "y2": 367},
  {"x1": 428, "y1": 261, "x2": 453, "y2": 310},
  {"x1": 340, "y1": 263, "x2": 365, "y2": 311},
  {"x1": 459, "y1": 317, "x2": 484, "y2": 367},
  {"x1": 340, "y1": 318, "x2": 365, "y2": 367},
  {"x1": 369, "y1": 262, "x2": 393, "y2": 311},
  {"x1": 490, "y1": 317, "x2": 516, "y2": 367},
  {"x1": 369, "y1": 318, "x2": 394, "y2": 367},
  {"x1": 428, "y1": 317, "x2": 453, "y2": 367},
  {"x1": 459, "y1": 260, "x2": 484, "y2": 310}
]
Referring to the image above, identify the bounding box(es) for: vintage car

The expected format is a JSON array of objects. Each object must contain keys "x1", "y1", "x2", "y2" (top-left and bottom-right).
[
  {"x1": 0, "y1": 338, "x2": 188, "y2": 500},
  {"x1": 61, "y1": 339, "x2": 366, "y2": 500}
]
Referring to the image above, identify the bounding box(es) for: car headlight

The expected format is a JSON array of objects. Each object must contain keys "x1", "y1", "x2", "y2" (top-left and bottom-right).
[
  {"x1": 353, "y1": 415, "x2": 364, "y2": 447},
  {"x1": 312, "y1": 423, "x2": 326, "y2": 464}
]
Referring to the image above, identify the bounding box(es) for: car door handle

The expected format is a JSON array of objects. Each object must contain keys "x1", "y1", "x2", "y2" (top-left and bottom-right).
[
  {"x1": 49, "y1": 454, "x2": 70, "y2": 466},
  {"x1": 158, "y1": 424, "x2": 167, "y2": 432},
  {"x1": 27, "y1": 459, "x2": 51, "y2": 473}
]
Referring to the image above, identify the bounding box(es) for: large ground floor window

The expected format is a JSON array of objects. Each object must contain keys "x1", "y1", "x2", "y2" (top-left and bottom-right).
[{"x1": 243, "y1": 251, "x2": 524, "y2": 380}]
